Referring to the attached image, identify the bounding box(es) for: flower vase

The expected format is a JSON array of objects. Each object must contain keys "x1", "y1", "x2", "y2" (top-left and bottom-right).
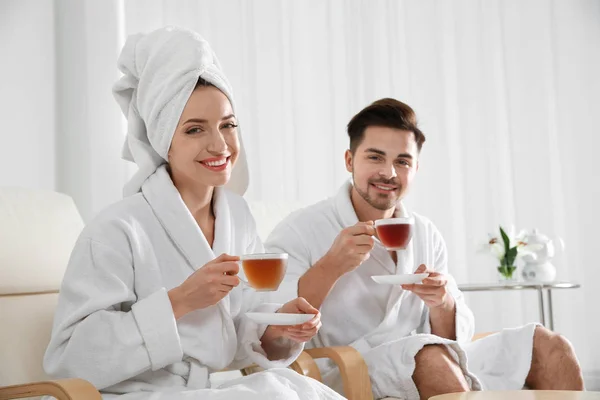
[{"x1": 497, "y1": 265, "x2": 517, "y2": 283}]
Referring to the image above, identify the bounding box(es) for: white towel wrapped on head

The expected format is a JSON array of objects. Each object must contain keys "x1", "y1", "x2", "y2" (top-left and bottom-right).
[{"x1": 112, "y1": 26, "x2": 249, "y2": 197}]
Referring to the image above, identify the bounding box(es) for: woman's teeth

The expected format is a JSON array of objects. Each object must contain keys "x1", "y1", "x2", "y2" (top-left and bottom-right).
[{"x1": 204, "y1": 159, "x2": 226, "y2": 167}]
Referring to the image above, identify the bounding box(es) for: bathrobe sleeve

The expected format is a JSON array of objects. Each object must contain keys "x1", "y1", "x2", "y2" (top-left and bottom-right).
[
  {"x1": 420, "y1": 227, "x2": 475, "y2": 343},
  {"x1": 43, "y1": 236, "x2": 183, "y2": 390},
  {"x1": 228, "y1": 207, "x2": 303, "y2": 370}
]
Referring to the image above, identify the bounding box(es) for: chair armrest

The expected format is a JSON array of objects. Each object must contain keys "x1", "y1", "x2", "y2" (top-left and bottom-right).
[
  {"x1": 472, "y1": 332, "x2": 496, "y2": 341},
  {"x1": 289, "y1": 350, "x2": 322, "y2": 381},
  {"x1": 239, "y1": 351, "x2": 322, "y2": 381},
  {"x1": 0, "y1": 378, "x2": 101, "y2": 400},
  {"x1": 305, "y1": 346, "x2": 373, "y2": 400}
]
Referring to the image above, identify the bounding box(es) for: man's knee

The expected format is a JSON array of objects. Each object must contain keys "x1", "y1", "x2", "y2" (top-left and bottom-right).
[
  {"x1": 533, "y1": 326, "x2": 576, "y2": 360},
  {"x1": 527, "y1": 326, "x2": 584, "y2": 390},
  {"x1": 415, "y1": 344, "x2": 450, "y2": 364},
  {"x1": 414, "y1": 345, "x2": 470, "y2": 391}
]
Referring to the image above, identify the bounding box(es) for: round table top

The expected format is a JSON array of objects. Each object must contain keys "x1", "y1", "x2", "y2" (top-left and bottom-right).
[
  {"x1": 430, "y1": 390, "x2": 600, "y2": 400},
  {"x1": 458, "y1": 281, "x2": 581, "y2": 291}
]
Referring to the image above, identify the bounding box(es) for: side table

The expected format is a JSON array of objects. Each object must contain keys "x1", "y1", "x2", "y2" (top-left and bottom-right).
[{"x1": 457, "y1": 281, "x2": 581, "y2": 331}]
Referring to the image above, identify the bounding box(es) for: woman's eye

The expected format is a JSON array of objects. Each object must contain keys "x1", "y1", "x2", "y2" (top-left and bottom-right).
[
  {"x1": 222, "y1": 122, "x2": 238, "y2": 130},
  {"x1": 186, "y1": 127, "x2": 203, "y2": 134}
]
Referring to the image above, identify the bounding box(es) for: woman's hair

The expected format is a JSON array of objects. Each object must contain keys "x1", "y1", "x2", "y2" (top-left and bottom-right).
[{"x1": 196, "y1": 77, "x2": 214, "y2": 88}]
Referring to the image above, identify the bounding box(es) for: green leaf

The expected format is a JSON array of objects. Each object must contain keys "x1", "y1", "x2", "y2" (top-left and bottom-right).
[
  {"x1": 499, "y1": 226, "x2": 511, "y2": 254},
  {"x1": 497, "y1": 265, "x2": 516, "y2": 279},
  {"x1": 505, "y1": 247, "x2": 518, "y2": 267}
]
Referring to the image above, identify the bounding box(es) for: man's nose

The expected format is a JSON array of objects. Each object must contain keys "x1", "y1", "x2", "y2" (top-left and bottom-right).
[{"x1": 378, "y1": 162, "x2": 397, "y2": 179}]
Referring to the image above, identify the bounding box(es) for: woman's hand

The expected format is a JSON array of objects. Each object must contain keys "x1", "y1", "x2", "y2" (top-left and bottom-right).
[
  {"x1": 168, "y1": 253, "x2": 240, "y2": 319},
  {"x1": 262, "y1": 297, "x2": 322, "y2": 344}
]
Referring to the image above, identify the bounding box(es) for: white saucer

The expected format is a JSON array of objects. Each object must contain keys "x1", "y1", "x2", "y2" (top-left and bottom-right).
[
  {"x1": 371, "y1": 273, "x2": 429, "y2": 285},
  {"x1": 245, "y1": 312, "x2": 314, "y2": 326}
]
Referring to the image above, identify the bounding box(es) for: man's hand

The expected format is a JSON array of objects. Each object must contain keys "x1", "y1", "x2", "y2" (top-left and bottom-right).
[
  {"x1": 403, "y1": 264, "x2": 457, "y2": 339},
  {"x1": 297, "y1": 221, "x2": 375, "y2": 310},
  {"x1": 322, "y1": 221, "x2": 375, "y2": 278},
  {"x1": 401, "y1": 264, "x2": 453, "y2": 309}
]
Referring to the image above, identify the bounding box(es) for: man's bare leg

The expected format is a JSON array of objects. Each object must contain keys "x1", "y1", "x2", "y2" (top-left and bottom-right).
[
  {"x1": 525, "y1": 326, "x2": 584, "y2": 390},
  {"x1": 413, "y1": 344, "x2": 470, "y2": 400}
]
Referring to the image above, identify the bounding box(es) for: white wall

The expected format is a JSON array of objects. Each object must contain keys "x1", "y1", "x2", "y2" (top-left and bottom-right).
[{"x1": 0, "y1": 0, "x2": 56, "y2": 190}]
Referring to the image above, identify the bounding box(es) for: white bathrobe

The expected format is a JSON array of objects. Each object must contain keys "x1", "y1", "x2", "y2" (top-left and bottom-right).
[
  {"x1": 265, "y1": 181, "x2": 537, "y2": 400},
  {"x1": 43, "y1": 166, "x2": 345, "y2": 400}
]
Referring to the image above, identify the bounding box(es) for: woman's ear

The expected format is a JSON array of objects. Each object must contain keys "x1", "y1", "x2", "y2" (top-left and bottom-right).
[{"x1": 167, "y1": 140, "x2": 173, "y2": 161}]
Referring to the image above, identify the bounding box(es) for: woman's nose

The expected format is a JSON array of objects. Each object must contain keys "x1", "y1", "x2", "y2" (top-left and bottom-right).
[{"x1": 207, "y1": 130, "x2": 228, "y2": 154}]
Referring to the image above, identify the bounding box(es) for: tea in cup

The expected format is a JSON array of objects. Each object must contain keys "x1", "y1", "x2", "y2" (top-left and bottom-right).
[
  {"x1": 240, "y1": 253, "x2": 288, "y2": 291},
  {"x1": 374, "y1": 217, "x2": 414, "y2": 250}
]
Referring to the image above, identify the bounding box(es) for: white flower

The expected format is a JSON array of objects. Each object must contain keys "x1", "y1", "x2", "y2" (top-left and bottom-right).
[
  {"x1": 479, "y1": 233, "x2": 505, "y2": 261},
  {"x1": 513, "y1": 229, "x2": 543, "y2": 259},
  {"x1": 480, "y1": 227, "x2": 543, "y2": 262}
]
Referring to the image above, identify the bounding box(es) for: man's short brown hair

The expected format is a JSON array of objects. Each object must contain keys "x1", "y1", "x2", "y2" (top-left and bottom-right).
[{"x1": 347, "y1": 98, "x2": 426, "y2": 153}]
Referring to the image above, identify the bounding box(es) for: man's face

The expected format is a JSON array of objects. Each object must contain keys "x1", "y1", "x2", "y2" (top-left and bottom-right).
[{"x1": 345, "y1": 126, "x2": 419, "y2": 211}]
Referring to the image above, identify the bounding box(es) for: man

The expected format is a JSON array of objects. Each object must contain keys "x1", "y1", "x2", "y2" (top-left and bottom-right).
[{"x1": 265, "y1": 98, "x2": 584, "y2": 400}]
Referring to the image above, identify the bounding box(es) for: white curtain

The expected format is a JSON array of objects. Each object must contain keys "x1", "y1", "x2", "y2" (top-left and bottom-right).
[
  {"x1": 54, "y1": 0, "x2": 131, "y2": 221},
  {"x1": 55, "y1": 0, "x2": 600, "y2": 385}
]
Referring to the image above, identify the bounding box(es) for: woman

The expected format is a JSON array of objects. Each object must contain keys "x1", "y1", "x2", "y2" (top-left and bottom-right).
[{"x1": 43, "y1": 27, "x2": 344, "y2": 400}]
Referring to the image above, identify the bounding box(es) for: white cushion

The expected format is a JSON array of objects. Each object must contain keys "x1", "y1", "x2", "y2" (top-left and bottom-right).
[
  {"x1": 0, "y1": 187, "x2": 83, "y2": 387},
  {"x1": 0, "y1": 293, "x2": 59, "y2": 386},
  {"x1": 0, "y1": 187, "x2": 83, "y2": 295}
]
